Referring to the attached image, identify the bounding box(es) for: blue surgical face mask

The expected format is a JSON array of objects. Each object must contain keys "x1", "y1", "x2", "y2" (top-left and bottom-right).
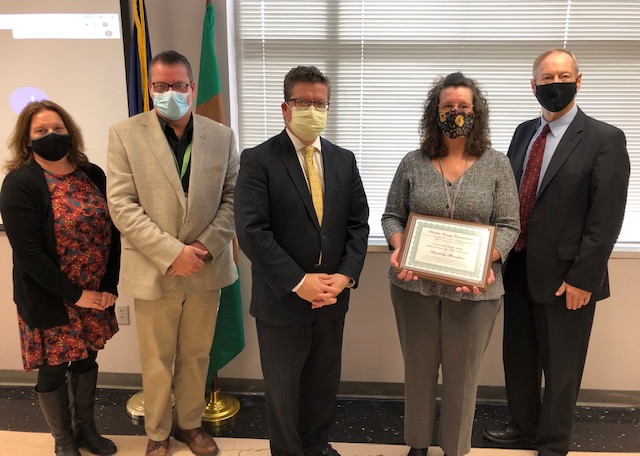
[{"x1": 153, "y1": 90, "x2": 191, "y2": 120}]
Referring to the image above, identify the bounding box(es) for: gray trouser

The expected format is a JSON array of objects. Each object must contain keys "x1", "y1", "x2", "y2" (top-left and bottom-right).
[{"x1": 391, "y1": 284, "x2": 501, "y2": 456}]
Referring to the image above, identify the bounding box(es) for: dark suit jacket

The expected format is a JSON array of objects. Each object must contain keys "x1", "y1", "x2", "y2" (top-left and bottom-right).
[
  {"x1": 235, "y1": 130, "x2": 369, "y2": 325},
  {"x1": 0, "y1": 161, "x2": 120, "y2": 329},
  {"x1": 508, "y1": 108, "x2": 629, "y2": 304}
]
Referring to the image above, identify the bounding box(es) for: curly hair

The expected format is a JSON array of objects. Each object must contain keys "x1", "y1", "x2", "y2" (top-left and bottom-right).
[
  {"x1": 419, "y1": 72, "x2": 491, "y2": 159},
  {"x1": 283, "y1": 66, "x2": 331, "y2": 101},
  {"x1": 5, "y1": 100, "x2": 88, "y2": 173}
]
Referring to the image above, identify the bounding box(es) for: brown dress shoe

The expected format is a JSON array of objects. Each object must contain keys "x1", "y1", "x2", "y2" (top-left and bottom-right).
[
  {"x1": 146, "y1": 438, "x2": 169, "y2": 456},
  {"x1": 174, "y1": 426, "x2": 219, "y2": 456}
]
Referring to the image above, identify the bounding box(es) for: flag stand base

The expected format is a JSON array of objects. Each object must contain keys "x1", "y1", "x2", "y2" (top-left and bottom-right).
[
  {"x1": 202, "y1": 387, "x2": 241, "y2": 424},
  {"x1": 126, "y1": 391, "x2": 176, "y2": 421},
  {"x1": 126, "y1": 391, "x2": 146, "y2": 420}
]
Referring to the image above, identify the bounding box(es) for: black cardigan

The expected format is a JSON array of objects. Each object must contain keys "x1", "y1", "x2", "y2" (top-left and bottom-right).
[{"x1": 0, "y1": 161, "x2": 120, "y2": 329}]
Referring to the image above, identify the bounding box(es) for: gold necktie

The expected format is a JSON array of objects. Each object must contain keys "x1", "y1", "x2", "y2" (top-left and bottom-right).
[{"x1": 304, "y1": 146, "x2": 323, "y2": 226}]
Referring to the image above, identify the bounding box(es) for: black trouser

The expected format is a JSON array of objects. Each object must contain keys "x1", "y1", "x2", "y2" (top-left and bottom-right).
[
  {"x1": 256, "y1": 317, "x2": 345, "y2": 456},
  {"x1": 503, "y1": 250, "x2": 595, "y2": 456},
  {"x1": 37, "y1": 350, "x2": 98, "y2": 393}
]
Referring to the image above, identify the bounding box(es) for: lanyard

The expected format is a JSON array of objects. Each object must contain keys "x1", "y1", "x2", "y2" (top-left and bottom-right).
[
  {"x1": 172, "y1": 143, "x2": 192, "y2": 179},
  {"x1": 438, "y1": 154, "x2": 470, "y2": 219}
]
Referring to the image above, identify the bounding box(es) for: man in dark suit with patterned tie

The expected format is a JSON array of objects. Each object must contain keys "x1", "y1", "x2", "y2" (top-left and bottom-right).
[
  {"x1": 235, "y1": 66, "x2": 369, "y2": 456},
  {"x1": 484, "y1": 49, "x2": 630, "y2": 456}
]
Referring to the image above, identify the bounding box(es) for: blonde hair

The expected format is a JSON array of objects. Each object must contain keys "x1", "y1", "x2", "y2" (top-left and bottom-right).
[{"x1": 5, "y1": 100, "x2": 88, "y2": 173}]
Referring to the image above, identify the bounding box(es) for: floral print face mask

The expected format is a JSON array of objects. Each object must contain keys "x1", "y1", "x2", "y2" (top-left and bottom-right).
[{"x1": 437, "y1": 109, "x2": 474, "y2": 139}]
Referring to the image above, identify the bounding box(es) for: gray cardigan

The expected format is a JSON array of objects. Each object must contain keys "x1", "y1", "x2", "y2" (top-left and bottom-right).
[{"x1": 382, "y1": 148, "x2": 520, "y2": 301}]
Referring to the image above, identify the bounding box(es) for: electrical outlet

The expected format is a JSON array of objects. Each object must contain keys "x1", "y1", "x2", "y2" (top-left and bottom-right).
[{"x1": 116, "y1": 305, "x2": 130, "y2": 325}]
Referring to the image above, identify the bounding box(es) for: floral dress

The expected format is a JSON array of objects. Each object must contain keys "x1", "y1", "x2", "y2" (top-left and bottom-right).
[{"x1": 18, "y1": 168, "x2": 119, "y2": 371}]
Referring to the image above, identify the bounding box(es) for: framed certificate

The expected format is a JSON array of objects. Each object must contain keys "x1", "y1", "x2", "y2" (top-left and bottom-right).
[{"x1": 397, "y1": 213, "x2": 496, "y2": 290}]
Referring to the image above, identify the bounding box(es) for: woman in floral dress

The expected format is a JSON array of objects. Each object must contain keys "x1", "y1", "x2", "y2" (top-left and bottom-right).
[{"x1": 0, "y1": 100, "x2": 120, "y2": 456}]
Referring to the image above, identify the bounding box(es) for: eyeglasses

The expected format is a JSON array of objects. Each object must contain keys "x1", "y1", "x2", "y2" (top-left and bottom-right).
[
  {"x1": 438, "y1": 103, "x2": 473, "y2": 113},
  {"x1": 287, "y1": 98, "x2": 330, "y2": 112},
  {"x1": 151, "y1": 82, "x2": 192, "y2": 93}
]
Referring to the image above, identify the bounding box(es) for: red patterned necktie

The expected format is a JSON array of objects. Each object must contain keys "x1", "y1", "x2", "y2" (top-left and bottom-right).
[{"x1": 514, "y1": 123, "x2": 551, "y2": 252}]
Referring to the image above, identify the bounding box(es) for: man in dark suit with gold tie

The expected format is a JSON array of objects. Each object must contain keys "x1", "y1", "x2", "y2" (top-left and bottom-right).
[
  {"x1": 484, "y1": 49, "x2": 630, "y2": 456},
  {"x1": 235, "y1": 66, "x2": 369, "y2": 456}
]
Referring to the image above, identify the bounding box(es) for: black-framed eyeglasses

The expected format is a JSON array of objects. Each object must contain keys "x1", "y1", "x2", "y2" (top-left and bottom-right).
[
  {"x1": 287, "y1": 98, "x2": 330, "y2": 112},
  {"x1": 151, "y1": 82, "x2": 192, "y2": 93}
]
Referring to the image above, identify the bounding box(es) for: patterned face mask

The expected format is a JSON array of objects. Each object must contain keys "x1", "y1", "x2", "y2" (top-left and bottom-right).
[{"x1": 437, "y1": 109, "x2": 474, "y2": 139}]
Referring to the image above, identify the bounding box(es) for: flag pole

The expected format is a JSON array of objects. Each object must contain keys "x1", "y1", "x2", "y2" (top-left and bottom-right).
[
  {"x1": 202, "y1": 238, "x2": 242, "y2": 424},
  {"x1": 125, "y1": 0, "x2": 153, "y2": 420},
  {"x1": 197, "y1": 0, "x2": 245, "y2": 424},
  {"x1": 202, "y1": 377, "x2": 241, "y2": 424}
]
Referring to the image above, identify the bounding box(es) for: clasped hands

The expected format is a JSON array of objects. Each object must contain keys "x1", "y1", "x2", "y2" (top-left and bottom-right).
[
  {"x1": 297, "y1": 273, "x2": 351, "y2": 309},
  {"x1": 76, "y1": 289, "x2": 117, "y2": 310},
  {"x1": 166, "y1": 241, "x2": 209, "y2": 277}
]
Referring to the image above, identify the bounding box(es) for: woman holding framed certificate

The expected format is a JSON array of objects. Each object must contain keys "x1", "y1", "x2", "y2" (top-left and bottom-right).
[{"x1": 381, "y1": 72, "x2": 520, "y2": 456}]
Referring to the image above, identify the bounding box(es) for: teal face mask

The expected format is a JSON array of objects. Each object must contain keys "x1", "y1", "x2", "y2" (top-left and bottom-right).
[{"x1": 153, "y1": 90, "x2": 191, "y2": 120}]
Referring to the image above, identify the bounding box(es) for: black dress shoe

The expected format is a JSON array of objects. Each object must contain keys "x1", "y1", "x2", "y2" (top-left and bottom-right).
[
  {"x1": 483, "y1": 421, "x2": 527, "y2": 444},
  {"x1": 304, "y1": 444, "x2": 341, "y2": 456},
  {"x1": 321, "y1": 445, "x2": 341, "y2": 456},
  {"x1": 407, "y1": 448, "x2": 428, "y2": 456}
]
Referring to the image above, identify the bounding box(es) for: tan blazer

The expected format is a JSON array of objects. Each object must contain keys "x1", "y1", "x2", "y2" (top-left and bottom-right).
[{"x1": 107, "y1": 110, "x2": 238, "y2": 300}]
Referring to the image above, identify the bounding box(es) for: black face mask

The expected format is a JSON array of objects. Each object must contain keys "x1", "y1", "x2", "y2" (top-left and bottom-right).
[
  {"x1": 535, "y1": 82, "x2": 577, "y2": 112},
  {"x1": 30, "y1": 132, "x2": 71, "y2": 162}
]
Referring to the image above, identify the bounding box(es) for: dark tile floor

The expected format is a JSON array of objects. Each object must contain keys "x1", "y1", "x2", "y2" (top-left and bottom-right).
[{"x1": 0, "y1": 387, "x2": 638, "y2": 452}]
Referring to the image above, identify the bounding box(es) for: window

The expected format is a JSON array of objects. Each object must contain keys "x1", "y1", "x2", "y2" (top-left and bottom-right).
[{"x1": 234, "y1": 0, "x2": 640, "y2": 248}]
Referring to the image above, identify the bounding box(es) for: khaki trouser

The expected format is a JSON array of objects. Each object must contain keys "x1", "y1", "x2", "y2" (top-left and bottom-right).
[{"x1": 134, "y1": 284, "x2": 219, "y2": 440}]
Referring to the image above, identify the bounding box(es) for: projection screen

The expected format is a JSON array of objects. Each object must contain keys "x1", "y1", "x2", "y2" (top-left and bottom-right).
[{"x1": 0, "y1": 0, "x2": 129, "y2": 225}]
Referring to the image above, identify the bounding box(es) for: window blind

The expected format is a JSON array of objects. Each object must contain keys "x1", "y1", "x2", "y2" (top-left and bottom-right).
[{"x1": 234, "y1": 0, "x2": 640, "y2": 247}]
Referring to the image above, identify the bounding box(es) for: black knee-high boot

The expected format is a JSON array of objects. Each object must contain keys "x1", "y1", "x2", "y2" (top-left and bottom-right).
[
  {"x1": 68, "y1": 367, "x2": 117, "y2": 455},
  {"x1": 36, "y1": 383, "x2": 81, "y2": 456}
]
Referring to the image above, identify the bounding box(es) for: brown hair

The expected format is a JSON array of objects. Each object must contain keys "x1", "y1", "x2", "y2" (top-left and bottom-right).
[
  {"x1": 419, "y1": 72, "x2": 491, "y2": 159},
  {"x1": 283, "y1": 66, "x2": 331, "y2": 101},
  {"x1": 5, "y1": 100, "x2": 88, "y2": 173},
  {"x1": 149, "y1": 50, "x2": 194, "y2": 82}
]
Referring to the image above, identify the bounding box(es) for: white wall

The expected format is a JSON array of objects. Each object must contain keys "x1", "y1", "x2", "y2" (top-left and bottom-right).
[
  {"x1": 206, "y1": 251, "x2": 640, "y2": 391},
  {"x1": 1, "y1": 0, "x2": 639, "y2": 394},
  {"x1": 1, "y1": 231, "x2": 639, "y2": 391}
]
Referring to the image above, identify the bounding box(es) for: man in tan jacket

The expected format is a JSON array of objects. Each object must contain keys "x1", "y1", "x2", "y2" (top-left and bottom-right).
[{"x1": 107, "y1": 50, "x2": 238, "y2": 456}]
